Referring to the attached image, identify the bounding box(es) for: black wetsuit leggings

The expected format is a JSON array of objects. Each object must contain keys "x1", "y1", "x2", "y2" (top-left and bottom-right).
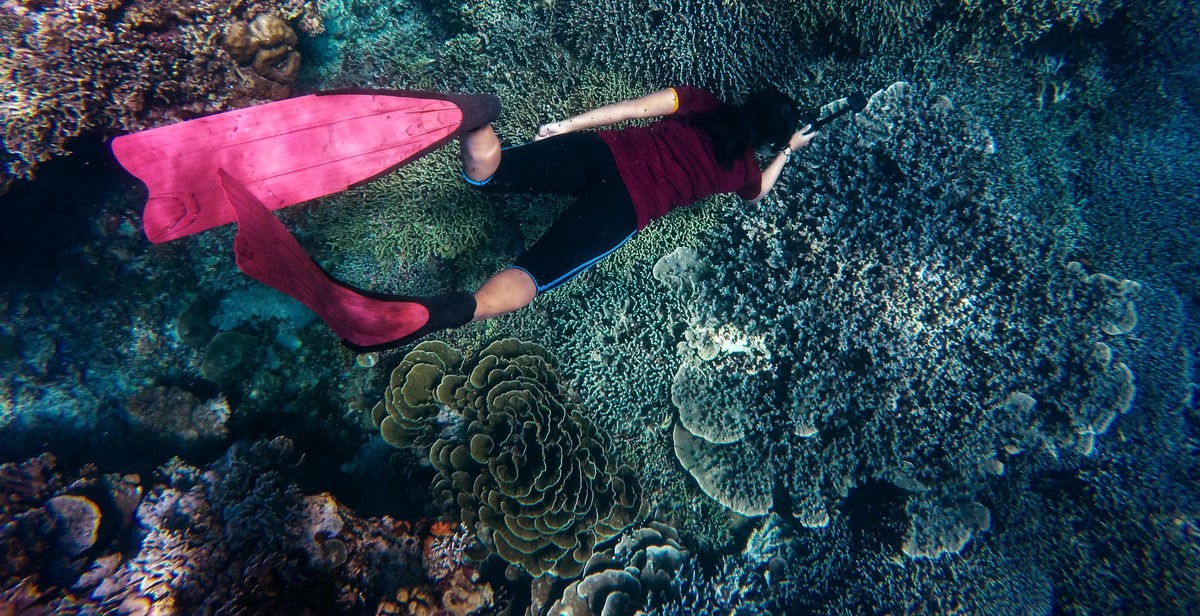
[{"x1": 464, "y1": 132, "x2": 638, "y2": 294}]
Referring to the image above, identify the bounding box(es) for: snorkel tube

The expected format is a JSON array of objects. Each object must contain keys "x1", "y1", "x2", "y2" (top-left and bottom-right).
[{"x1": 800, "y1": 92, "x2": 869, "y2": 134}]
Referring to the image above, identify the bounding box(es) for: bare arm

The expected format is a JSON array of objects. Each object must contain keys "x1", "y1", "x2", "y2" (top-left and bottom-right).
[
  {"x1": 535, "y1": 88, "x2": 680, "y2": 141},
  {"x1": 747, "y1": 126, "x2": 819, "y2": 203}
]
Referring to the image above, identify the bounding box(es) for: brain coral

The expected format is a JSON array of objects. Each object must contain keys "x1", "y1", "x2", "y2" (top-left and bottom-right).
[
  {"x1": 661, "y1": 82, "x2": 1140, "y2": 557},
  {"x1": 373, "y1": 339, "x2": 642, "y2": 578}
]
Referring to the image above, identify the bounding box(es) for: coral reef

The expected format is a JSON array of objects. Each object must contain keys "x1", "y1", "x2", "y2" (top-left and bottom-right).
[
  {"x1": 961, "y1": 0, "x2": 1119, "y2": 43},
  {"x1": 0, "y1": 439, "x2": 497, "y2": 614},
  {"x1": 554, "y1": 0, "x2": 803, "y2": 96},
  {"x1": 221, "y1": 13, "x2": 303, "y2": 93},
  {"x1": 644, "y1": 553, "x2": 773, "y2": 616},
  {"x1": 533, "y1": 520, "x2": 687, "y2": 615},
  {"x1": 306, "y1": 0, "x2": 652, "y2": 291},
  {"x1": 373, "y1": 339, "x2": 642, "y2": 578},
  {"x1": 747, "y1": 510, "x2": 1058, "y2": 614},
  {"x1": 0, "y1": 0, "x2": 322, "y2": 193},
  {"x1": 531, "y1": 519, "x2": 776, "y2": 616},
  {"x1": 662, "y1": 83, "x2": 1141, "y2": 557},
  {"x1": 1, "y1": 0, "x2": 1195, "y2": 612},
  {"x1": 124, "y1": 385, "x2": 230, "y2": 443},
  {"x1": 549, "y1": 0, "x2": 1123, "y2": 96}
]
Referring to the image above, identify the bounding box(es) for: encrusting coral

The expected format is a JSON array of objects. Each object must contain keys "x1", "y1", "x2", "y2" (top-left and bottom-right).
[
  {"x1": 373, "y1": 339, "x2": 642, "y2": 579},
  {"x1": 661, "y1": 82, "x2": 1141, "y2": 558}
]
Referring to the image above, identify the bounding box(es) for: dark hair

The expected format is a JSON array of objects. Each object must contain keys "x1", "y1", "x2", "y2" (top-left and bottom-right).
[{"x1": 693, "y1": 88, "x2": 799, "y2": 168}]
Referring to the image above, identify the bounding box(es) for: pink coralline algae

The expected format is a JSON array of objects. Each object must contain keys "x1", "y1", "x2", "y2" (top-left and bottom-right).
[
  {"x1": 0, "y1": 0, "x2": 323, "y2": 194},
  {"x1": 0, "y1": 439, "x2": 497, "y2": 615}
]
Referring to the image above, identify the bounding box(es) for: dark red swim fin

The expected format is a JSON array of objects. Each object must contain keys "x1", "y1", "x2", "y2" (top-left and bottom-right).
[
  {"x1": 219, "y1": 170, "x2": 476, "y2": 352},
  {"x1": 113, "y1": 90, "x2": 500, "y2": 244}
]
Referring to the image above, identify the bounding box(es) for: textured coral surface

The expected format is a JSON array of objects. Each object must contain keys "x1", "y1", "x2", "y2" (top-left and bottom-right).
[
  {"x1": 0, "y1": 440, "x2": 496, "y2": 615},
  {"x1": 0, "y1": 0, "x2": 1196, "y2": 614},
  {"x1": 664, "y1": 83, "x2": 1141, "y2": 557},
  {"x1": 374, "y1": 340, "x2": 641, "y2": 579},
  {"x1": 0, "y1": 0, "x2": 321, "y2": 193}
]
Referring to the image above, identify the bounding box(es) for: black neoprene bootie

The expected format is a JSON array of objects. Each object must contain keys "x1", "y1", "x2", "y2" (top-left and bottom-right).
[{"x1": 340, "y1": 291, "x2": 477, "y2": 354}]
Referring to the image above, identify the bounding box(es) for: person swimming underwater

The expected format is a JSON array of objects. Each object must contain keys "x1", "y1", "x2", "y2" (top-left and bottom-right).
[
  {"x1": 445, "y1": 86, "x2": 819, "y2": 343},
  {"x1": 115, "y1": 86, "x2": 821, "y2": 352}
]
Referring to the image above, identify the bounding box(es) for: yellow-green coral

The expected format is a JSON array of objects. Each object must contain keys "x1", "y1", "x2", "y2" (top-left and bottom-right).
[{"x1": 373, "y1": 339, "x2": 641, "y2": 578}]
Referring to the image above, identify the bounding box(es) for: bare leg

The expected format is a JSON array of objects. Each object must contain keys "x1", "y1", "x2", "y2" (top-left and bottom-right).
[
  {"x1": 461, "y1": 124, "x2": 501, "y2": 182},
  {"x1": 472, "y1": 268, "x2": 536, "y2": 321},
  {"x1": 462, "y1": 128, "x2": 531, "y2": 320}
]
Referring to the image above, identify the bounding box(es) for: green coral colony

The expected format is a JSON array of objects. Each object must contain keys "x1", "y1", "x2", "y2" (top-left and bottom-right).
[{"x1": 373, "y1": 339, "x2": 641, "y2": 578}]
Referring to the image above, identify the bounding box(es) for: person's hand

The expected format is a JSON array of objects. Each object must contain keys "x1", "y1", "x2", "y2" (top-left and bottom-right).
[
  {"x1": 535, "y1": 120, "x2": 571, "y2": 141},
  {"x1": 788, "y1": 125, "x2": 818, "y2": 151}
]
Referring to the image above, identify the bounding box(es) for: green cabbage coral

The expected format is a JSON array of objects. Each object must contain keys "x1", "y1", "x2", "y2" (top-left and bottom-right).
[{"x1": 373, "y1": 339, "x2": 642, "y2": 578}]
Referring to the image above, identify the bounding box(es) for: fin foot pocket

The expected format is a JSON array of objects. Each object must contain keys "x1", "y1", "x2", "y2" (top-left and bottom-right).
[{"x1": 219, "y1": 169, "x2": 475, "y2": 351}]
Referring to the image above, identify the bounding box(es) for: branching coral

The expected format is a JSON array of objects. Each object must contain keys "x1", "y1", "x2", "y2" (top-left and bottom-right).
[
  {"x1": 373, "y1": 339, "x2": 642, "y2": 578},
  {"x1": 553, "y1": 0, "x2": 805, "y2": 97},
  {"x1": 661, "y1": 82, "x2": 1141, "y2": 557},
  {"x1": 0, "y1": 0, "x2": 322, "y2": 193},
  {"x1": 961, "y1": 0, "x2": 1120, "y2": 43}
]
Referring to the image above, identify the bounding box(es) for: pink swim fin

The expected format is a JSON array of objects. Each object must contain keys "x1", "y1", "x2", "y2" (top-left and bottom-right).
[
  {"x1": 219, "y1": 170, "x2": 476, "y2": 352},
  {"x1": 113, "y1": 90, "x2": 500, "y2": 243}
]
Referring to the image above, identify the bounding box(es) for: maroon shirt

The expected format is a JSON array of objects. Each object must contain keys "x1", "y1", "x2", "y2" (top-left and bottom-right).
[{"x1": 596, "y1": 86, "x2": 763, "y2": 230}]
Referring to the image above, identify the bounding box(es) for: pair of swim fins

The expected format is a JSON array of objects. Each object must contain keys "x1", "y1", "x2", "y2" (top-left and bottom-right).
[
  {"x1": 112, "y1": 90, "x2": 500, "y2": 351},
  {"x1": 112, "y1": 89, "x2": 500, "y2": 243}
]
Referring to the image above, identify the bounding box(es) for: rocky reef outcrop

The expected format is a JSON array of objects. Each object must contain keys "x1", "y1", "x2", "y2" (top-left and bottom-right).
[
  {"x1": 0, "y1": 439, "x2": 495, "y2": 614},
  {"x1": 0, "y1": 0, "x2": 322, "y2": 194},
  {"x1": 661, "y1": 82, "x2": 1140, "y2": 557}
]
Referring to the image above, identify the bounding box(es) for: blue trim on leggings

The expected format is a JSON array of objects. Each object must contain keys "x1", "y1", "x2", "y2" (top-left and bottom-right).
[
  {"x1": 517, "y1": 229, "x2": 637, "y2": 295},
  {"x1": 461, "y1": 167, "x2": 494, "y2": 186},
  {"x1": 461, "y1": 145, "x2": 523, "y2": 186}
]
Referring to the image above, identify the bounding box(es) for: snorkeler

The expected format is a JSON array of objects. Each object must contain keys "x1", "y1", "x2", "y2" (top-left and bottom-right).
[
  {"x1": 114, "y1": 87, "x2": 822, "y2": 352},
  {"x1": 458, "y1": 86, "x2": 817, "y2": 327}
]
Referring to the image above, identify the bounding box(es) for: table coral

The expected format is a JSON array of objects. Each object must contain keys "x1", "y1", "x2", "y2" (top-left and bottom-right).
[
  {"x1": 661, "y1": 82, "x2": 1142, "y2": 558},
  {"x1": 373, "y1": 339, "x2": 642, "y2": 578}
]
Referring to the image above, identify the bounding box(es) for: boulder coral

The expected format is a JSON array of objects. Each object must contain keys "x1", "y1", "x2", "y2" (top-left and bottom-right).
[
  {"x1": 221, "y1": 13, "x2": 303, "y2": 97},
  {"x1": 660, "y1": 82, "x2": 1141, "y2": 558},
  {"x1": 373, "y1": 339, "x2": 642, "y2": 578}
]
